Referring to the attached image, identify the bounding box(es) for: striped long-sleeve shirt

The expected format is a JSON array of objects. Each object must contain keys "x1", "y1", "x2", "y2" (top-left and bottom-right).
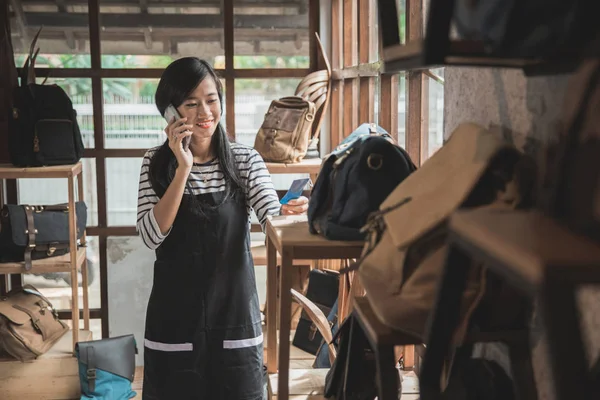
[{"x1": 136, "y1": 143, "x2": 281, "y2": 250}]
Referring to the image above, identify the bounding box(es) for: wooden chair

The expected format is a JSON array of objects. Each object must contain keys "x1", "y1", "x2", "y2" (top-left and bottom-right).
[{"x1": 294, "y1": 33, "x2": 332, "y2": 159}]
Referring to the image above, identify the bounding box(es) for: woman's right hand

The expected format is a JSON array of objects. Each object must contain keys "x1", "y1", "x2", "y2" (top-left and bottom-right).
[{"x1": 166, "y1": 117, "x2": 194, "y2": 171}]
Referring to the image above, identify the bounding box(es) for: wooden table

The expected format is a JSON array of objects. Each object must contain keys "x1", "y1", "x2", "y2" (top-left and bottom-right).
[
  {"x1": 420, "y1": 209, "x2": 600, "y2": 400},
  {"x1": 265, "y1": 215, "x2": 364, "y2": 400}
]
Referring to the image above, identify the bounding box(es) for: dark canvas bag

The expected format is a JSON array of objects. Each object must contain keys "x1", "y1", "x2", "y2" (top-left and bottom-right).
[
  {"x1": 308, "y1": 123, "x2": 416, "y2": 241},
  {"x1": 9, "y1": 28, "x2": 85, "y2": 167},
  {"x1": 0, "y1": 202, "x2": 87, "y2": 270},
  {"x1": 75, "y1": 334, "x2": 138, "y2": 399}
]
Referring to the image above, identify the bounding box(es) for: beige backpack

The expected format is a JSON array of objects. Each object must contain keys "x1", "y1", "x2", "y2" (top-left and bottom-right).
[
  {"x1": 253, "y1": 96, "x2": 316, "y2": 163},
  {"x1": 354, "y1": 123, "x2": 534, "y2": 341}
]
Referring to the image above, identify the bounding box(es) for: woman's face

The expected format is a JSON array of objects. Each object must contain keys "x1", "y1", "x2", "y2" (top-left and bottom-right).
[{"x1": 177, "y1": 77, "x2": 221, "y2": 140}]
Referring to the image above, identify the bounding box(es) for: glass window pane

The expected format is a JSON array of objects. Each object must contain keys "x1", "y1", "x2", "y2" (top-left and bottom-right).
[
  {"x1": 99, "y1": 1, "x2": 223, "y2": 68},
  {"x1": 397, "y1": 74, "x2": 406, "y2": 148},
  {"x1": 397, "y1": 0, "x2": 407, "y2": 44},
  {"x1": 106, "y1": 158, "x2": 143, "y2": 226},
  {"x1": 232, "y1": 0, "x2": 309, "y2": 69},
  {"x1": 64, "y1": 319, "x2": 103, "y2": 342},
  {"x1": 234, "y1": 78, "x2": 302, "y2": 147},
  {"x1": 371, "y1": 0, "x2": 380, "y2": 62},
  {"x1": 374, "y1": 76, "x2": 380, "y2": 124},
  {"x1": 103, "y1": 78, "x2": 226, "y2": 149},
  {"x1": 17, "y1": 157, "x2": 98, "y2": 226},
  {"x1": 427, "y1": 68, "x2": 444, "y2": 159},
  {"x1": 107, "y1": 236, "x2": 157, "y2": 364},
  {"x1": 10, "y1": 1, "x2": 91, "y2": 67},
  {"x1": 102, "y1": 79, "x2": 164, "y2": 149}
]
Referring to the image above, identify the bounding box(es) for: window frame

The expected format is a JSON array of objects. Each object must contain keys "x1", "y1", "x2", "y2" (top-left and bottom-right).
[{"x1": 6, "y1": 0, "x2": 320, "y2": 338}]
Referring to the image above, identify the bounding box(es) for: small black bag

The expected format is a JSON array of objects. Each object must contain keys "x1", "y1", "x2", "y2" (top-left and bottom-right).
[
  {"x1": 292, "y1": 269, "x2": 339, "y2": 355},
  {"x1": 324, "y1": 313, "x2": 379, "y2": 400},
  {"x1": 308, "y1": 123, "x2": 416, "y2": 241},
  {"x1": 9, "y1": 28, "x2": 84, "y2": 167},
  {"x1": 0, "y1": 202, "x2": 87, "y2": 270}
]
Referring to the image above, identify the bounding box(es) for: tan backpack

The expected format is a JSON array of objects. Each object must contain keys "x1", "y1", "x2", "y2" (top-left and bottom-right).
[
  {"x1": 353, "y1": 123, "x2": 534, "y2": 341},
  {"x1": 0, "y1": 284, "x2": 69, "y2": 361},
  {"x1": 253, "y1": 96, "x2": 316, "y2": 163}
]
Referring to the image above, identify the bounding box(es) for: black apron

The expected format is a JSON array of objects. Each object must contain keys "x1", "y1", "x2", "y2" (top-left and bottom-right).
[{"x1": 142, "y1": 189, "x2": 264, "y2": 400}]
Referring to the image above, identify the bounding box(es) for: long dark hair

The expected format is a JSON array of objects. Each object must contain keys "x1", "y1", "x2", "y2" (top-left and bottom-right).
[{"x1": 149, "y1": 57, "x2": 243, "y2": 206}]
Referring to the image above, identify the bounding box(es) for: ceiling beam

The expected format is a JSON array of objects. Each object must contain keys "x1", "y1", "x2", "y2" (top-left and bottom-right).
[{"x1": 22, "y1": 12, "x2": 309, "y2": 30}]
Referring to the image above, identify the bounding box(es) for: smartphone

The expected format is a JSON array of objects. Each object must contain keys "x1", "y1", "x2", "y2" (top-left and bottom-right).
[
  {"x1": 280, "y1": 178, "x2": 311, "y2": 205},
  {"x1": 164, "y1": 104, "x2": 191, "y2": 151}
]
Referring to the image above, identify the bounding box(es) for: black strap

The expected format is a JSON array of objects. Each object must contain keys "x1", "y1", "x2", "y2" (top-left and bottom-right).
[
  {"x1": 23, "y1": 205, "x2": 36, "y2": 271},
  {"x1": 86, "y1": 347, "x2": 96, "y2": 392}
]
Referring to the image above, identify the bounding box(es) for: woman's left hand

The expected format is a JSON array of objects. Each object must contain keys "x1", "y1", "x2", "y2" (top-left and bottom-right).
[{"x1": 281, "y1": 196, "x2": 309, "y2": 215}]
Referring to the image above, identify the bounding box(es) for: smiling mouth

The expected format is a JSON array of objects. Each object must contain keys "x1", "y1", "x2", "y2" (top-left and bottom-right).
[{"x1": 196, "y1": 120, "x2": 214, "y2": 129}]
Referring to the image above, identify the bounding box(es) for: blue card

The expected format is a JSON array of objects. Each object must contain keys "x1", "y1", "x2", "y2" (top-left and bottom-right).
[{"x1": 280, "y1": 178, "x2": 311, "y2": 205}]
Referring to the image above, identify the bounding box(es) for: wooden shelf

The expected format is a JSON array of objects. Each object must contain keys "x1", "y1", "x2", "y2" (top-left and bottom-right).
[
  {"x1": 377, "y1": 0, "x2": 583, "y2": 76},
  {"x1": 0, "y1": 162, "x2": 82, "y2": 179},
  {"x1": 382, "y1": 40, "x2": 578, "y2": 76},
  {"x1": 0, "y1": 329, "x2": 92, "y2": 400},
  {"x1": 0, "y1": 247, "x2": 87, "y2": 275},
  {"x1": 450, "y1": 209, "x2": 600, "y2": 293},
  {"x1": 265, "y1": 158, "x2": 322, "y2": 175}
]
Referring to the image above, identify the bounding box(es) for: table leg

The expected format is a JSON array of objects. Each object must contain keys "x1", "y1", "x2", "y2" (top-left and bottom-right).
[
  {"x1": 277, "y1": 248, "x2": 293, "y2": 400},
  {"x1": 68, "y1": 177, "x2": 80, "y2": 349},
  {"x1": 541, "y1": 277, "x2": 590, "y2": 400},
  {"x1": 266, "y1": 237, "x2": 278, "y2": 373},
  {"x1": 77, "y1": 171, "x2": 90, "y2": 331},
  {"x1": 420, "y1": 244, "x2": 470, "y2": 399},
  {"x1": 376, "y1": 344, "x2": 399, "y2": 400}
]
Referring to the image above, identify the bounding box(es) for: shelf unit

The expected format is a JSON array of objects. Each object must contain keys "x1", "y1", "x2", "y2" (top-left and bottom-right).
[
  {"x1": 0, "y1": 162, "x2": 90, "y2": 351},
  {"x1": 377, "y1": 0, "x2": 584, "y2": 76}
]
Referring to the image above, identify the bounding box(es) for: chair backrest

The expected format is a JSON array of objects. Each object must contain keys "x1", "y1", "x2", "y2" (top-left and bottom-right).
[{"x1": 294, "y1": 33, "x2": 332, "y2": 141}]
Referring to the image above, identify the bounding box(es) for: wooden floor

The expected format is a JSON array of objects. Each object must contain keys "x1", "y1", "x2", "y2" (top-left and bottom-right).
[
  {"x1": 131, "y1": 367, "x2": 419, "y2": 400},
  {"x1": 130, "y1": 333, "x2": 421, "y2": 400}
]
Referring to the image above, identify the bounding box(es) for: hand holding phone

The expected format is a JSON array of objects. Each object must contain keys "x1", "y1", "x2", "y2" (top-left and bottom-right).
[
  {"x1": 164, "y1": 104, "x2": 191, "y2": 151},
  {"x1": 280, "y1": 178, "x2": 311, "y2": 205}
]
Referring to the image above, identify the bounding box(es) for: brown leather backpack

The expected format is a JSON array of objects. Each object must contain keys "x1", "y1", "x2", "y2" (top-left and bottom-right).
[
  {"x1": 0, "y1": 284, "x2": 69, "y2": 361},
  {"x1": 253, "y1": 95, "x2": 316, "y2": 163},
  {"x1": 354, "y1": 123, "x2": 534, "y2": 342}
]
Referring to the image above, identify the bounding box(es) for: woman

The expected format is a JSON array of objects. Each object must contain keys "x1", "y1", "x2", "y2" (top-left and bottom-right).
[{"x1": 136, "y1": 57, "x2": 309, "y2": 400}]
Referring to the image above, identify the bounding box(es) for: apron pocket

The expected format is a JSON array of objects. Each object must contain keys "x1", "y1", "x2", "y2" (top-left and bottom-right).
[
  {"x1": 144, "y1": 344, "x2": 206, "y2": 399},
  {"x1": 220, "y1": 332, "x2": 264, "y2": 399}
]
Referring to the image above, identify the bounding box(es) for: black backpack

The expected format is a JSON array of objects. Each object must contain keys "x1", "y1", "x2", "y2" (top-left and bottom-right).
[
  {"x1": 308, "y1": 123, "x2": 416, "y2": 241},
  {"x1": 8, "y1": 28, "x2": 84, "y2": 167}
]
